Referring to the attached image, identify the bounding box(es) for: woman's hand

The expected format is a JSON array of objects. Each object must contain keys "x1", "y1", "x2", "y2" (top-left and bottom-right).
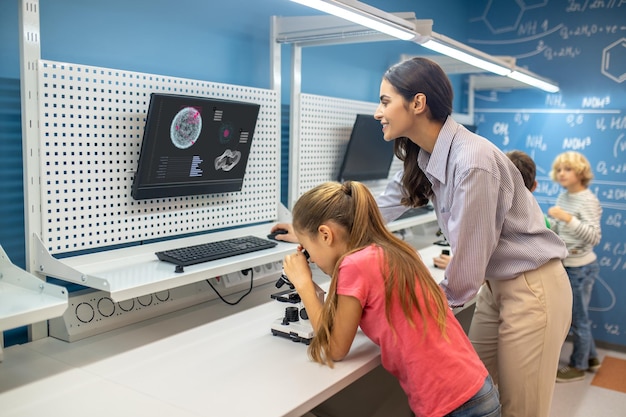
[{"x1": 433, "y1": 253, "x2": 451, "y2": 269}]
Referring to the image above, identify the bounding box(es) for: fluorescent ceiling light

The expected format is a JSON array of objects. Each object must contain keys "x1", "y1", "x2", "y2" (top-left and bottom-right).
[
  {"x1": 288, "y1": 0, "x2": 559, "y2": 92},
  {"x1": 290, "y1": 0, "x2": 416, "y2": 40},
  {"x1": 423, "y1": 33, "x2": 559, "y2": 92},
  {"x1": 508, "y1": 70, "x2": 560, "y2": 93},
  {"x1": 420, "y1": 39, "x2": 511, "y2": 76}
]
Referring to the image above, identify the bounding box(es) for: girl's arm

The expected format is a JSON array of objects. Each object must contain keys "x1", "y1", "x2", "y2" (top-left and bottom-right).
[
  {"x1": 283, "y1": 252, "x2": 363, "y2": 361},
  {"x1": 269, "y1": 222, "x2": 298, "y2": 243},
  {"x1": 327, "y1": 295, "x2": 362, "y2": 361}
]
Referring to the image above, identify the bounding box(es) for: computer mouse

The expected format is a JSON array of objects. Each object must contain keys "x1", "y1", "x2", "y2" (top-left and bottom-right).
[{"x1": 267, "y1": 229, "x2": 289, "y2": 240}]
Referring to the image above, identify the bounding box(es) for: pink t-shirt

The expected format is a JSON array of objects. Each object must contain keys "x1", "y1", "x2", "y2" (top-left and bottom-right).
[{"x1": 337, "y1": 245, "x2": 488, "y2": 417}]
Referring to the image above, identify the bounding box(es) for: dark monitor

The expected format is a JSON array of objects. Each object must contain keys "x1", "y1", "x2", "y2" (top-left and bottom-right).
[
  {"x1": 337, "y1": 114, "x2": 394, "y2": 182},
  {"x1": 131, "y1": 93, "x2": 260, "y2": 200}
]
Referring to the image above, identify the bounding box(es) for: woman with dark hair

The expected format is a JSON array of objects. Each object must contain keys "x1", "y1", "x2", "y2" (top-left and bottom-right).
[
  {"x1": 271, "y1": 57, "x2": 571, "y2": 417},
  {"x1": 374, "y1": 57, "x2": 572, "y2": 417}
]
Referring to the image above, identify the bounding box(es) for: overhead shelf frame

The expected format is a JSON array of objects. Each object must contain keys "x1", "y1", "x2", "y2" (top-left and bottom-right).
[{"x1": 270, "y1": 12, "x2": 547, "y2": 207}]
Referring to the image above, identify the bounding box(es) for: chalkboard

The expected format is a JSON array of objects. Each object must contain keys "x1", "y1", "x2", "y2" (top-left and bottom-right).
[{"x1": 467, "y1": 1, "x2": 626, "y2": 347}]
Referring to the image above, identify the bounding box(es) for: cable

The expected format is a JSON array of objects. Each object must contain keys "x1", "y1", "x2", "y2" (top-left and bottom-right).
[{"x1": 205, "y1": 268, "x2": 254, "y2": 306}]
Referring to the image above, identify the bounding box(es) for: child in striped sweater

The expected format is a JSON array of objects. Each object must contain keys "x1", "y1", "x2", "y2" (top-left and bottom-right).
[{"x1": 548, "y1": 151, "x2": 603, "y2": 382}]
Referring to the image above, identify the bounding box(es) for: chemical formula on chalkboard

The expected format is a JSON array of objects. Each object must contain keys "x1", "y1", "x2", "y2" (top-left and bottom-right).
[{"x1": 467, "y1": 0, "x2": 626, "y2": 346}]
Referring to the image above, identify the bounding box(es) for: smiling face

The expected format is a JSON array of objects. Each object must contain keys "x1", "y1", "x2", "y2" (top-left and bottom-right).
[{"x1": 374, "y1": 79, "x2": 415, "y2": 142}]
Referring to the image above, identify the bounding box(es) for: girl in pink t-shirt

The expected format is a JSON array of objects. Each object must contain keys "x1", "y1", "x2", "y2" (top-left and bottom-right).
[{"x1": 282, "y1": 181, "x2": 500, "y2": 417}]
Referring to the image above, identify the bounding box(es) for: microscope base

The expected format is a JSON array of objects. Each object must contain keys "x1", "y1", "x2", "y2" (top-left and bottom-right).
[{"x1": 270, "y1": 318, "x2": 314, "y2": 345}]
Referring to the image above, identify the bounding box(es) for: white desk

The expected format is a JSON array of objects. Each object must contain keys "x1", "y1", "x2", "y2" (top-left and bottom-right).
[
  {"x1": 416, "y1": 244, "x2": 447, "y2": 283},
  {"x1": 0, "y1": 283, "x2": 379, "y2": 417},
  {"x1": 33, "y1": 224, "x2": 297, "y2": 302},
  {"x1": 0, "y1": 245, "x2": 459, "y2": 417},
  {"x1": 0, "y1": 245, "x2": 68, "y2": 362},
  {"x1": 31, "y1": 212, "x2": 438, "y2": 303},
  {"x1": 387, "y1": 211, "x2": 437, "y2": 233}
]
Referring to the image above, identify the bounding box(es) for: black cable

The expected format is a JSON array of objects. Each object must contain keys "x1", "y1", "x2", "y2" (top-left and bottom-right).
[{"x1": 205, "y1": 268, "x2": 254, "y2": 306}]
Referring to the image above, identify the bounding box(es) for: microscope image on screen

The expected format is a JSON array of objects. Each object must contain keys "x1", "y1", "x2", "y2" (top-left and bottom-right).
[
  {"x1": 131, "y1": 93, "x2": 260, "y2": 200},
  {"x1": 170, "y1": 106, "x2": 202, "y2": 149},
  {"x1": 215, "y1": 149, "x2": 241, "y2": 172}
]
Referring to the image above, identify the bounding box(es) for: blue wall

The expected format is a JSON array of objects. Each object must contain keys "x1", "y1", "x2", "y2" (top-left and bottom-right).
[
  {"x1": 466, "y1": 1, "x2": 626, "y2": 348},
  {"x1": 1, "y1": 0, "x2": 625, "y2": 348},
  {"x1": 0, "y1": 0, "x2": 470, "y2": 263},
  {"x1": 0, "y1": 0, "x2": 472, "y2": 346}
]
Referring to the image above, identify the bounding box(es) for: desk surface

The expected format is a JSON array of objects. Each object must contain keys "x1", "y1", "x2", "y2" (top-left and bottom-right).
[
  {"x1": 0, "y1": 245, "x2": 451, "y2": 417},
  {"x1": 36, "y1": 224, "x2": 298, "y2": 302},
  {"x1": 0, "y1": 283, "x2": 380, "y2": 417},
  {"x1": 34, "y1": 214, "x2": 437, "y2": 302},
  {"x1": 0, "y1": 245, "x2": 68, "y2": 333}
]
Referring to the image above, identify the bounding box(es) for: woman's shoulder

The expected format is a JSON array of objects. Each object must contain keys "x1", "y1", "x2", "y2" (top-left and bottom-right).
[{"x1": 450, "y1": 132, "x2": 505, "y2": 168}]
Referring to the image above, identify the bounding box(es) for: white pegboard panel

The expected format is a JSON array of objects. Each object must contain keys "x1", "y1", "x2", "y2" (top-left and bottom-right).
[
  {"x1": 295, "y1": 93, "x2": 403, "y2": 198},
  {"x1": 38, "y1": 60, "x2": 280, "y2": 255}
]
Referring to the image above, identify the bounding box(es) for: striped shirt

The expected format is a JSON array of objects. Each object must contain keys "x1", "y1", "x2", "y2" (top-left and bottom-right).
[
  {"x1": 550, "y1": 188, "x2": 602, "y2": 267},
  {"x1": 377, "y1": 117, "x2": 567, "y2": 307}
]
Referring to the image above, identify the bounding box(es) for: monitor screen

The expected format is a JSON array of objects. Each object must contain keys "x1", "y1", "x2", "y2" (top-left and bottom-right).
[
  {"x1": 337, "y1": 114, "x2": 394, "y2": 182},
  {"x1": 131, "y1": 93, "x2": 260, "y2": 200}
]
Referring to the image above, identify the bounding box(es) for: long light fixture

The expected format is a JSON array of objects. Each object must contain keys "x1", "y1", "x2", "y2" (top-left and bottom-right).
[
  {"x1": 289, "y1": 0, "x2": 559, "y2": 92},
  {"x1": 420, "y1": 32, "x2": 511, "y2": 76},
  {"x1": 508, "y1": 69, "x2": 560, "y2": 93},
  {"x1": 289, "y1": 0, "x2": 416, "y2": 40}
]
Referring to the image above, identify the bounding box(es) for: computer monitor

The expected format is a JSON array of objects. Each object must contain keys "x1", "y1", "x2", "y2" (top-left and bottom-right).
[
  {"x1": 131, "y1": 93, "x2": 260, "y2": 200},
  {"x1": 337, "y1": 114, "x2": 394, "y2": 182}
]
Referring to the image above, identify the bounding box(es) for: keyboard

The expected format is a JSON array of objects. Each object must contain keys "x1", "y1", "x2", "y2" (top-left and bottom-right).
[{"x1": 156, "y1": 235, "x2": 278, "y2": 266}]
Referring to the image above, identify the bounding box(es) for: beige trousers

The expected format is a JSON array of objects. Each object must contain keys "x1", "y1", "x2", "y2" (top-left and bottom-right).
[{"x1": 468, "y1": 259, "x2": 572, "y2": 417}]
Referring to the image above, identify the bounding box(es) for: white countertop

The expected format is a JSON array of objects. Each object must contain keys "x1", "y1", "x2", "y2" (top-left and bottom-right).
[
  {"x1": 0, "y1": 275, "x2": 380, "y2": 417},
  {"x1": 34, "y1": 224, "x2": 298, "y2": 301},
  {"x1": 0, "y1": 245, "x2": 454, "y2": 417}
]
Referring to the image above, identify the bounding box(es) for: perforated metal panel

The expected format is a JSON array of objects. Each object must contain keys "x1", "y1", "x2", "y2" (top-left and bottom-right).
[
  {"x1": 295, "y1": 93, "x2": 402, "y2": 198},
  {"x1": 38, "y1": 60, "x2": 280, "y2": 254}
]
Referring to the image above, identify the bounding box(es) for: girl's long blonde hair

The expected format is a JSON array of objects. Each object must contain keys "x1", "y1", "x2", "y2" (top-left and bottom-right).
[{"x1": 292, "y1": 181, "x2": 448, "y2": 367}]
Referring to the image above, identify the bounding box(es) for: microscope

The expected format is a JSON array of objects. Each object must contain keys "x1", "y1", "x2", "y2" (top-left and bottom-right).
[{"x1": 270, "y1": 251, "x2": 325, "y2": 345}]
